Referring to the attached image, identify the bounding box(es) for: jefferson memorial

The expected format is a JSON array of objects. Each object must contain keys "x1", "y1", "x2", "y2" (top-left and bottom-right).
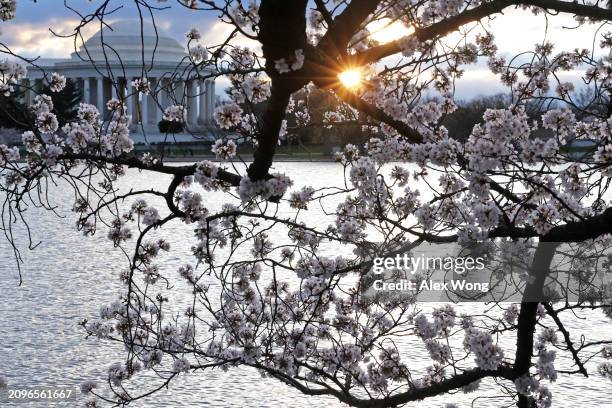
[{"x1": 25, "y1": 20, "x2": 217, "y2": 142}]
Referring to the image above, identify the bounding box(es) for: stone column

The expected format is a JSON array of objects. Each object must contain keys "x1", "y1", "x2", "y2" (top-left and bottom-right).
[
  {"x1": 207, "y1": 80, "x2": 215, "y2": 121},
  {"x1": 152, "y1": 78, "x2": 162, "y2": 124},
  {"x1": 204, "y1": 80, "x2": 211, "y2": 122},
  {"x1": 111, "y1": 79, "x2": 118, "y2": 101},
  {"x1": 125, "y1": 78, "x2": 135, "y2": 124},
  {"x1": 159, "y1": 78, "x2": 168, "y2": 121},
  {"x1": 210, "y1": 80, "x2": 216, "y2": 115},
  {"x1": 96, "y1": 77, "x2": 104, "y2": 113},
  {"x1": 83, "y1": 77, "x2": 91, "y2": 105},
  {"x1": 141, "y1": 89, "x2": 149, "y2": 125},
  {"x1": 198, "y1": 80, "x2": 207, "y2": 124},
  {"x1": 133, "y1": 79, "x2": 140, "y2": 125},
  {"x1": 186, "y1": 80, "x2": 197, "y2": 125},
  {"x1": 166, "y1": 79, "x2": 178, "y2": 122},
  {"x1": 117, "y1": 77, "x2": 124, "y2": 106}
]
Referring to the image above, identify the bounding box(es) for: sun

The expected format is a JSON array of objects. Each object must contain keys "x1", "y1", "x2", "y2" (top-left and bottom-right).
[{"x1": 338, "y1": 68, "x2": 363, "y2": 89}]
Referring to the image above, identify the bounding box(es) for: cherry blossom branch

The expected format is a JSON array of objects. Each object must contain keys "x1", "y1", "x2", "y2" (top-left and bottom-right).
[
  {"x1": 55, "y1": 153, "x2": 241, "y2": 185},
  {"x1": 361, "y1": 366, "x2": 515, "y2": 407},
  {"x1": 313, "y1": 0, "x2": 334, "y2": 26},
  {"x1": 542, "y1": 303, "x2": 589, "y2": 377},
  {"x1": 338, "y1": 90, "x2": 424, "y2": 143},
  {"x1": 317, "y1": 0, "x2": 381, "y2": 57},
  {"x1": 513, "y1": 242, "x2": 558, "y2": 384},
  {"x1": 351, "y1": 0, "x2": 612, "y2": 66},
  {"x1": 544, "y1": 206, "x2": 612, "y2": 242}
]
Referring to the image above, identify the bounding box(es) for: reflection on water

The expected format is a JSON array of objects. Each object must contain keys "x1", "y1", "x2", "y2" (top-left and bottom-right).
[{"x1": 0, "y1": 162, "x2": 610, "y2": 407}]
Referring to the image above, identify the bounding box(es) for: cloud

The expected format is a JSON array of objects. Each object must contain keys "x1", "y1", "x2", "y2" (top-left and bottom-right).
[
  {"x1": 489, "y1": 10, "x2": 597, "y2": 55},
  {"x1": 0, "y1": 18, "x2": 98, "y2": 58},
  {"x1": 197, "y1": 20, "x2": 260, "y2": 50},
  {"x1": 1, "y1": 6, "x2": 600, "y2": 100}
]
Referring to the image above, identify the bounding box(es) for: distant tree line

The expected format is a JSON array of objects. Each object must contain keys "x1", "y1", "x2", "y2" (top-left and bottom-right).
[
  {"x1": 0, "y1": 78, "x2": 80, "y2": 144},
  {"x1": 248, "y1": 91, "x2": 563, "y2": 149},
  {"x1": 1, "y1": 83, "x2": 603, "y2": 148}
]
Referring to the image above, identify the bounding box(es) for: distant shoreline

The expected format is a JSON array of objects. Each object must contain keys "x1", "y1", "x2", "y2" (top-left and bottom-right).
[
  {"x1": 13, "y1": 155, "x2": 338, "y2": 164},
  {"x1": 160, "y1": 155, "x2": 336, "y2": 163}
]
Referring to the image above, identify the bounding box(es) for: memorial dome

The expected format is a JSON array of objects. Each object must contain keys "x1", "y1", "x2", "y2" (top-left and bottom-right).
[{"x1": 71, "y1": 20, "x2": 187, "y2": 63}]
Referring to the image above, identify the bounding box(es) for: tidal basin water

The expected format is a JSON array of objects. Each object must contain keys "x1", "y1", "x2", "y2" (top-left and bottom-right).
[{"x1": 0, "y1": 162, "x2": 610, "y2": 407}]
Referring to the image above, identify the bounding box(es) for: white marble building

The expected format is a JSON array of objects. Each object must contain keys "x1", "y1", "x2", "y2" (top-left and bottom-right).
[{"x1": 25, "y1": 20, "x2": 216, "y2": 140}]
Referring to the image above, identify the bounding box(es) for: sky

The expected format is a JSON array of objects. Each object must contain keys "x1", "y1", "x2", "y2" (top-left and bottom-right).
[{"x1": 0, "y1": 0, "x2": 606, "y2": 100}]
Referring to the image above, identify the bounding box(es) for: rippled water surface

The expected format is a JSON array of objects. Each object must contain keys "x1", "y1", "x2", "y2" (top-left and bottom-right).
[{"x1": 0, "y1": 162, "x2": 610, "y2": 407}]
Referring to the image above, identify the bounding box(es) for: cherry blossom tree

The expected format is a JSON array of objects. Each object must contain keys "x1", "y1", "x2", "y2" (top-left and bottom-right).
[{"x1": 1, "y1": 0, "x2": 612, "y2": 407}]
